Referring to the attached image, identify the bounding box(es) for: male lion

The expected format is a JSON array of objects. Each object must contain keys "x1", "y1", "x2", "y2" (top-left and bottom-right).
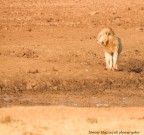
[{"x1": 97, "y1": 28, "x2": 122, "y2": 71}]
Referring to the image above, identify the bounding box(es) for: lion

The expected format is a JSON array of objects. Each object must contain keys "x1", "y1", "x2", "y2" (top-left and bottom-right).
[{"x1": 97, "y1": 28, "x2": 122, "y2": 71}]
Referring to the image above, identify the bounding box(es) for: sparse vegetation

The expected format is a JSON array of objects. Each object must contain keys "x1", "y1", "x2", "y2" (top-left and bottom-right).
[{"x1": 0, "y1": 116, "x2": 12, "y2": 124}]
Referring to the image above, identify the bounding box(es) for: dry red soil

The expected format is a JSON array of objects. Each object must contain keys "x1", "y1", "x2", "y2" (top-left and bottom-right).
[{"x1": 0, "y1": 0, "x2": 144, "y2": 134}]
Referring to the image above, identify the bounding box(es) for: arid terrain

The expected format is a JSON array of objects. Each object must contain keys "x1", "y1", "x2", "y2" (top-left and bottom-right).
[{"x1": 0, "y1": 0, "x2": 144, "y2": 134}]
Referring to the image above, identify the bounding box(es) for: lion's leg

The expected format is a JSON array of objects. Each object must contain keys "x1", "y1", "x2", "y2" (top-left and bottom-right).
[
  {"x1": 109, "y1": 54, "x2": 113, "y2": 70},
  {"x1": 105, "y1": 52, "x2": 113, "y2": 70},
  {"x1": 113, "y1": 52, "x2": 119, "y2": 70},
  {"x1": 105, "y1": 52, "x2": 110, "y2": 70}
]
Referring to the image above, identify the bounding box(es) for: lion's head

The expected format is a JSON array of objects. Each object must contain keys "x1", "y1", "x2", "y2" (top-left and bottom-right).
[{"x1": 97, "y1": 28, "x2": 115, "y2": 45}]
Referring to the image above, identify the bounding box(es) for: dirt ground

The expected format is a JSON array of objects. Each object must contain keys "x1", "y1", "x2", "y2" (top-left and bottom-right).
[{"x1": 0, "y1": 0, "x2": 144, "y2": 134}]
